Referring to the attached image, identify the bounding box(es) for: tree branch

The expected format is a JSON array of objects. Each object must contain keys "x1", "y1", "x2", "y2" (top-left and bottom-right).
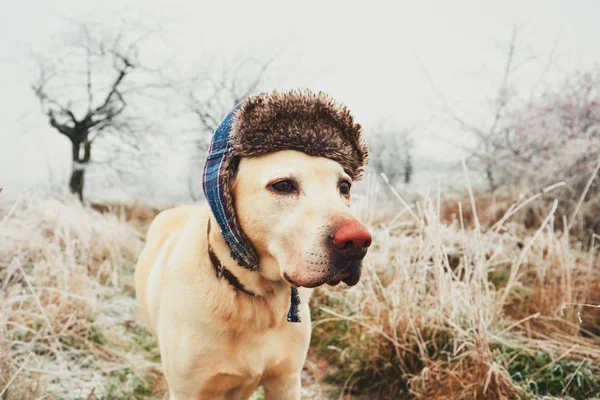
[{"x1": 94, "y1": 52, "x2": 132, "y2": 114}]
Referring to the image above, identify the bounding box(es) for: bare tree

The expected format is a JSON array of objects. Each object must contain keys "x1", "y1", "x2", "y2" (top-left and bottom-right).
[
  {"x1": 173, "y1": 55, "x2": 279, "y2": 200},
  {"x1": 369, "y1": 126, "x2": 415, "y2": 187},
  {"x1": 505, "y1": 69, "x2": 600, "y2": 237},
  {"x1": 423, "y1": 25, "x2": 600, "y2": 236},
  {"x1": 422, "y1": 25, "x2": 543, "y2": 191},
  {"x1": 187, "y1": 57, "x2": 277, "y2": 133},
  {"x1": 31, "y1": 22, "x2": 161, "y2": 201}
]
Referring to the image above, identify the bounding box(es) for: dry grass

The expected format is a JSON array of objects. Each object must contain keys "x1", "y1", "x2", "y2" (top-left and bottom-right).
[
  {"x1": 0, "y1": 194, "x2": 162, "y2": 399},
  {"x1": 90, "y1": 202, "x2": 163, "y2": 231},
  {"x1": 2, "y1": 176, "x2": 599, "y2": 399},
  {"x1": 310, "y1": 175, "x2": 600, "y2": 399}
]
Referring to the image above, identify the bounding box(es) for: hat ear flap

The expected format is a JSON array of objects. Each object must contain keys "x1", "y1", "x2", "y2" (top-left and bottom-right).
[{"x1": 202, "y1": 105, "x2": 259, "y2": 270}]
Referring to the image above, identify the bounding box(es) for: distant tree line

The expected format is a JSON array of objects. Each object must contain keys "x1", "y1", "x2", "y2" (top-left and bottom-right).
[{"x1": 438, "y1": 26, "x2": 600, "y2": 237}]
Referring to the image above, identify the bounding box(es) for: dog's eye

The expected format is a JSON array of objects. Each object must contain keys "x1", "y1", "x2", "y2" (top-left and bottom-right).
[
  {"x1": 271, "y1": 180, "x2": 295, "y2": 193},
  {"x1": 339, "y1": 180, "x2": 351, "y2": 196}
]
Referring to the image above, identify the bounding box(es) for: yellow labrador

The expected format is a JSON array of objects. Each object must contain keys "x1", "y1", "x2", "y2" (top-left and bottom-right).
[{"x1": 135, "y1": 92, "x2": 371, "y2": 400}]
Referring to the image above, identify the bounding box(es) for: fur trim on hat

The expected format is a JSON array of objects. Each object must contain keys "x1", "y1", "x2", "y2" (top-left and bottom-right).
[{"x1": 229, "y1": 89, "x2": 368, "y2": 179}]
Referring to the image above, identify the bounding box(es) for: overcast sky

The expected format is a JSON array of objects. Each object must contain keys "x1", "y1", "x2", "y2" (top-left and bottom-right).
[{"x1": 1, "y1": 0, "x2": 599, "y2": 203}]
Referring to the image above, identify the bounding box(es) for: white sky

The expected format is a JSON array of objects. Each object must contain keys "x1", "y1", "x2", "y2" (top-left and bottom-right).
[{"x1": 1, "y1": 0, "x2": 599, "y2": 203}]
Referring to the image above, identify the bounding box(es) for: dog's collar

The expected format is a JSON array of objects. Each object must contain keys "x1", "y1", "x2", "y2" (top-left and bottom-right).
[
  {"x1": 206, "y1": 218, "x2": 302, "y2": 323},
  {"x1": 207, "y1": 218, "x2": 258, "y2": 297}
]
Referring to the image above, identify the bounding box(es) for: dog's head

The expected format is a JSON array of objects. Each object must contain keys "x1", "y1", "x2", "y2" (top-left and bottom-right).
[
  {"x1": 203, "y1": 90, "x2": 371, "y2": 289},
  {"x1": 232, "y1": 149, "x2": 372, "y2": 288}
]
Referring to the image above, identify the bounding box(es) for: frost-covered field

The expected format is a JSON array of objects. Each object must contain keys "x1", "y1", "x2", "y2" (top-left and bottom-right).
[
  {"x1": 1, "y1": 182, "x2": 599, "y2": 399},
  {"x1": 0, "y1": 195, "x2": 162, "y2": 399}
]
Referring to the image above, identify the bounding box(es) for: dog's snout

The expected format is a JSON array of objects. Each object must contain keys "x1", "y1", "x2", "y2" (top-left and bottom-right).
[{"x1": 331, "y1": 220, "x2": 372, "y2": 260}]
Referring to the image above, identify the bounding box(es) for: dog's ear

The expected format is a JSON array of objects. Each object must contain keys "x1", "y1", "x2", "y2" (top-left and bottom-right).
[{"x1": 218, "y1": 155, "x2": 259, "y2": 270}]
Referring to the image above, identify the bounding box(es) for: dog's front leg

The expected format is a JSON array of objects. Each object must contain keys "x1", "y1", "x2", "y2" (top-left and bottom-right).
[{"x1": 261, "y1": 372, "x2": 301, "y2": 400}]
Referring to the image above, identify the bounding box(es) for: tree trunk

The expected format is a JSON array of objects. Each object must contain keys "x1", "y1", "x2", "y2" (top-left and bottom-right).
[
  {"x1": 69, "y1": 168, "x2": 85, "y2": 202},
  {"x1": 486, "y1": 163, "x2": 496, "y2": 192},
  {"x1": 404, "y1": 154, "x2": 413, "y2": 184},
  {"x1": 69, "y1": 140, "x2": 91, "y2": 202}
]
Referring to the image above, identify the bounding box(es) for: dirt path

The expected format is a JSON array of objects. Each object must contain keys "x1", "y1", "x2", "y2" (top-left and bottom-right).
[{"x1": 300, "y1": 351, "x2": 372, "y2": 400}]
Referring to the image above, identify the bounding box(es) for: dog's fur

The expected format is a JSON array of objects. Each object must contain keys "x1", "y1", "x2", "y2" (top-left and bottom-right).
[{"x1": 135, "y1": 150, "x2": 371, "y2": 399}]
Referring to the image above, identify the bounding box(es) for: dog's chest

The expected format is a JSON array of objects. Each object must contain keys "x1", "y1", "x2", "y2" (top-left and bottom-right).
[{"x1": 224, "y1": 323, "x2": 309, "y2": 379}]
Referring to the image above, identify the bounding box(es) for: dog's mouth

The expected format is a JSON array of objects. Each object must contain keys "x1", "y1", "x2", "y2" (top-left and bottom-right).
[
  {"x1": 325, "y1": 271, "x2": 350, "y2": 286},
  {"x1": 326, "y1": 263, "x2": 361, "y2": 287},
  {"x1": 283, "y1": 261, "x2": 362, "y2": 288}
]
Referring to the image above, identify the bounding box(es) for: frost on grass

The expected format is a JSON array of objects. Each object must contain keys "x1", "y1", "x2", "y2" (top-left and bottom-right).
[
  {"x1": 311, "y1": 179, "x2": 600, "y2": 399},
  {"x1": 0, "y1": 195, "x2": 161, "y2": 399},
  {"x1": 1, "y1": 181, "x2": 599, "y2": 399}
]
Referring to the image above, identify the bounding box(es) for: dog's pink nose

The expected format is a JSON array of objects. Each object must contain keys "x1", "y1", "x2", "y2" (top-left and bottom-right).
[{"x1": 332, "y1": 220, "x2": 372, "y2": 252}]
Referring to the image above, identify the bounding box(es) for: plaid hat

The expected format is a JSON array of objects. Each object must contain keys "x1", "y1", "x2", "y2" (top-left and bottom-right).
[
  {"x1": 202, "y1": 89, "x2": 368, "y2": 271},
  {"x1": 202, "y1": 103, "x2": 256, "y2": 267}
]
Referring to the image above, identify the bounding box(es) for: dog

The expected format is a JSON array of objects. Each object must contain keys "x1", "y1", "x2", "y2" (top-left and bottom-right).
[{"x1": 135, "y1": 91, "x2": 372, "y2": 399}]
